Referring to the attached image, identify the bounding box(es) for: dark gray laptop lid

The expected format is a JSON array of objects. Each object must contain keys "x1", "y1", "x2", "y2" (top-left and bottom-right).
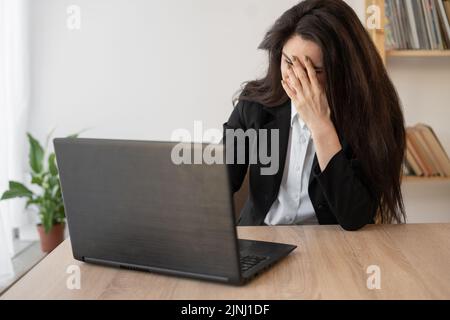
[{"x1": 54, "y1": 138, "x2": 241, "y2": 283}]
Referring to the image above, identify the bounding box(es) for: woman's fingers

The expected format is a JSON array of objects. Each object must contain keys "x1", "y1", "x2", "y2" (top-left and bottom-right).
[
  {"x1": 286, "y1": 67, "x2": 303, "y2": 95},
  {"x1": 292, "y1": 56, "x2": 312, "y2": 96},
  {"x1": 281, "y1": 78, "x2": 296, "y2": 99},
  {"x1": 302, "y1": 55, "x2": 320, "y2": 92}
]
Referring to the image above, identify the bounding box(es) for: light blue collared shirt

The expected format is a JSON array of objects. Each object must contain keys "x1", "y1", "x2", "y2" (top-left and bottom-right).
[{"x1": 264, "y1": 100, "x2": 318, "y2": 225}]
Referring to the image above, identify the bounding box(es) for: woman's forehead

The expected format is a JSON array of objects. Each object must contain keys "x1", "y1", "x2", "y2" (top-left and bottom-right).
[{"x1": 282, "y1": 35, "x2": 323, "y2": 64}]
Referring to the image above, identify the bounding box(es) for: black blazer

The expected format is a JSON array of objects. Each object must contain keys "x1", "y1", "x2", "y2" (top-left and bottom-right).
[{"x1": 223, "y1": 99, "x2": 379, "y2": 231}]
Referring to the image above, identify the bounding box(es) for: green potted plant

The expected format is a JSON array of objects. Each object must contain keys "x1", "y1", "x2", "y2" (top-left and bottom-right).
[{"x1": 1, "y1": 132, "x2": 75, "y2": 252}]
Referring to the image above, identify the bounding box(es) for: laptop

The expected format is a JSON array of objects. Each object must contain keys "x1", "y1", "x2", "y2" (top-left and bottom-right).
[{"x1": 54, "y1": 138, "x2": 297, "y2": 285}]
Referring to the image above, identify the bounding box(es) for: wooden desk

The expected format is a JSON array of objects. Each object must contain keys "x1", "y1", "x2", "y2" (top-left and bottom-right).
[{"x1": 2, "y1": 224, "x2": 450, "y2": 300}]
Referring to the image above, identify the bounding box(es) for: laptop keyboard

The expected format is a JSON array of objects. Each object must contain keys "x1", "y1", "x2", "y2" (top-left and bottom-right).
[{"x1": 240, "y1": 255, "x2": 267, "y2": 273}]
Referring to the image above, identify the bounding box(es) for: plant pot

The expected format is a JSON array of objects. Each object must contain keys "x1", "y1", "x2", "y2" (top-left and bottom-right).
[{"x1": 37, "y1": 223, "x2": 65, "y2": 253}]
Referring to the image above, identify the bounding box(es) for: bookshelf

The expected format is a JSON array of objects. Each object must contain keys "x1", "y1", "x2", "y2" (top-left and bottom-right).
[
  {"x1": 403, "y1": 176, "x2": 450, "y2": 182},
  {"x1": 365, "y1": 0, "x2": 450, "y2": 62},
  {"x1": 365, "y1": 0, "x2": 450, "y2": 183},
  {"x1": 387, "y1": 49, "x2": 450, "y2": 57}
]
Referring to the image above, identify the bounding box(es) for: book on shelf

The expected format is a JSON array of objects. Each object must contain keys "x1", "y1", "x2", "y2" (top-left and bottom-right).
[
  {"x1": 404, "y1": 124, "x2": 450, "y2": 178},
  {"x1": 385, "y1": 0, "x2": 450, "y2": 50}
]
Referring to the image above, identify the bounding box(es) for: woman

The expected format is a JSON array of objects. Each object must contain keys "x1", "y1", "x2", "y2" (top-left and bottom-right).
[{"x1": 223, "y1": 0, "x2": 406, "y2": 230}]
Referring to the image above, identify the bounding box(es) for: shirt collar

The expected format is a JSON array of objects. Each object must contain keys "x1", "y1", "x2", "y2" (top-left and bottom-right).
[{"x1": 290, "y1": 100, "x2": 307, "y2": 130}]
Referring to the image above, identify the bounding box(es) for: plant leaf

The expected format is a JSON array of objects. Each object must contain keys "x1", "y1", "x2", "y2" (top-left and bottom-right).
[
  {"x1": 31, "y1": 173, "x2": 44, "y2": 186},
  {"x1": 48, "y1": 153, "x2": 58, "y2": 176},
  {"x1": 0, "y1": 181, "x2": 33, "y2": 200},
  {"x1": 51, "y1": 184, "x2": 59, "y2": 198},
  {"x1": 26, "y1": 197, "x2": 40, "y2": 208},
  {"x1": 43, "y1": 204, "x2": 54, "y2": 233},
  {"x1": 66, "y1": 127, "x2": 90, "y2": 139},
  {"x1": 27, "y1": 133, "x2": 44, "y2": 174},
  {"x1": 1, "y1": 181, "x2": 33, "y2": 200}
]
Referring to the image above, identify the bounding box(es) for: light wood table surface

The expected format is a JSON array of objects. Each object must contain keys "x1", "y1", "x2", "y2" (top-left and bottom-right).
[{"x1": 2, "y1": 224, "x2": 450, "y2": 300}]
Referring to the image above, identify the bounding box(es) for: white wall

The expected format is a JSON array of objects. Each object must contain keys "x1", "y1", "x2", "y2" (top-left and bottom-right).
[
  {"x1": 27, "y1": 0, "x2": 365, "y2": 142},
  {"x1": 27, "y1": 0, "x2": 450, "y2": 222},
  {"x1": 28, "y1": 0, "x2": 300, "y2": 142},
  {"x1": 388, "y1": 58, "x2": 450, "y2": 223}
]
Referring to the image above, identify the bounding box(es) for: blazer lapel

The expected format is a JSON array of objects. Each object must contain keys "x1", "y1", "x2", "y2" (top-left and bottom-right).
[{"x1": 260, "y1": 99, "x2": 291, "y2": 192}]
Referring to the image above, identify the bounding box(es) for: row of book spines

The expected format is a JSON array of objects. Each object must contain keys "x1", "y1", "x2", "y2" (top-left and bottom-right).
[
  {"x1": 404, "y1": 124, "x2": 450, "y2": 177},
  {"x1": 385, "y1": 0, "x2": 450, "y2": 50}
]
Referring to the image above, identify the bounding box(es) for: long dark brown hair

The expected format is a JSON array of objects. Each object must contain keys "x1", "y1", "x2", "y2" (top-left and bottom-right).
[{"x1": 234, "y1": 0, "x2": 406, "y2": 224}]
